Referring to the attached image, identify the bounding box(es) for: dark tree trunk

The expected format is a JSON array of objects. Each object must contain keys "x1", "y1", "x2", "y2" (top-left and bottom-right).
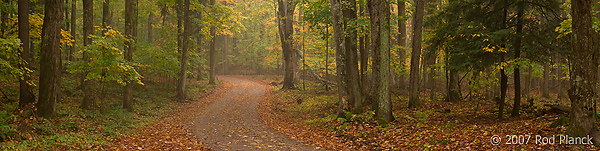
[
  {"x1": 1, "y1": 0, "x2": 7, "y2": 38},
  {"x1": 37, "y1": 0, "x2": 64, "y2": 118},
  {"x1": 568, "y1": 0, "x2": 600, "y2": 142},
  {"x1": 396, "y1": 0, "x2": 406, "y2": 91},
  {"x1": 123, "y1": 0, "x2": 135, "y2": 112},
  {"x1": 368, "y1": 0, "x2": 394, "y2": 123},
  {"x1": 342, "y1": 0, "x2": 362, "y2": 113},
  {"x1": 102, "y1": 0, "x2": 111, "y2": 34},
  {"x1": 176, "y1": 0, "x2": 183, "y2": 53},
  {"x1": 81, "y1": 0, "x2": 94, "y2": 109},
  {"x1": 19, "y1": 0, "x2": 36, "y2": 106},
  {"x1": 176, "y1": 0, "x2": 191, "y2": 101},
  {"x1": 511, "y1": 3, "x2": 524, "y2": 117},
  {"x1": 209, "y1": 0, "x2": 217, "y2": 84},
  {"x1": 498, "y1": 62, "x2": 508, "y2": 120},
  {"x1": 358, "y1": 4, "x2": 367, "y2": 93},
  {"x1": 408, "y1": 0, "x2": 424, "y2": 108},
  {"x1": 69, "y1": 0, "x2": 75, "y2": 61}
]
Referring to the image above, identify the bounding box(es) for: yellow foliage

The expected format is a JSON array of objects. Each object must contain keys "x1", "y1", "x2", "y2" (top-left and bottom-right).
[{"x1": 61, "y1": 29, "x2": 74, "y2": 47}]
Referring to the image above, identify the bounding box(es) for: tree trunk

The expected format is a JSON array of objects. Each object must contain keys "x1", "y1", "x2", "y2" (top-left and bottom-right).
[
  {"x1": 279, "y1": 0, "x2": 297, "y2": 89},
  {"x1": 341, "y1": 0, "x2": 362, "y2": 114},
  {"x1": 81, "y1": 0, "x2": 94, "y2": 110},
  {"x1": 0, "y1": 0, "x2": 7, "y2": 38},
  {"x1": 568, "y1": 0, "x2": 600, "y2": 142},
  {"x1": 368, "y1": 0, "x2": 394, "y2": 123},
  {"x1": 148, "y1": 12, "x2": 154, "y2": 43},
  {"x1": 208, "y1": 0, "x2": 217, "y2": 85},
  {"x1": 102, "y1": 0, "x2": 111, "y2": 33},
  {"x1": 525, "y1": 64, "x2": 532, "y2": 99},
  {"x1": 123, "y1": 0, "x2": 135, "y2": 112},
  {"x1": 511, "y1": 3, "x2": 523, "y2": 117},
  {"x1": 69, "y1": 0, "x2": 76, "y2": 61},
  {"x1": 397, "y1": 0, "x2": 406, "y2": 91},
  {"x1": 176, "y1": 0, "x2": 191, "y2": 101},
  {"x1": 447, "y1": 69, "x2": 460, "y2": 102},
  {"x1": 543, "y1": 63, "x2": 550, "y2": 98},
  {"x1": 37, "y1": 0, "x2": 64, "y2": 118},
  {"x1": 223, "y1": 35, "x2": 228, "y2": 74},
  {"x1": 176, "y1": 0, "x2": 183, "y2": 53},
  {"x1": 408, "y1": 0, "x2": 424, "y2": 108},
  {"x1": 330, "y1": 0, "x2": 348, "y2": 118},
  {"x1": 498, "y1": 62, "x2": 508, "y2": 120},
  {"x1": 358, "y1": 4, "x2": 368, "y2": 94},
  {"x1": 19, "y1": 0, "x2": 35, "y2": 106}
]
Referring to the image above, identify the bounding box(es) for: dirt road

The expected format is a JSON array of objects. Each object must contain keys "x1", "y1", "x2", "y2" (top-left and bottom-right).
[{"x1": 191, "y1": 76, "x2": 321, "y2": 151}]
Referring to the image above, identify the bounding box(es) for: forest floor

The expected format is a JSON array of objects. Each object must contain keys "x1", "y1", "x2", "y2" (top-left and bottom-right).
[
  {"x1": 0, "y1": 75, "x2": 215, "y2": 150},
  {"x1": 251, "y1": 75, "x2": 600, "y2": 150}
]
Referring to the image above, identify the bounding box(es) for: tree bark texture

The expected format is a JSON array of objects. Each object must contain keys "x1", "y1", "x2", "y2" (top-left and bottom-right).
[
  {"x1": 69, "y1": 0, "x2": 76, "y2": 61},
  {"x1": 397, "y1": 0, "x2": 406, "y2": 90},
  {"x1": 81, "y1": 0, "x2": 94, "y2": 109},
  {"x1": 408, "y1": 0, "x2": 424, "y2": 108},
  {"x1": 123, "y1": 0, "x2": 135, "y2": 112},
  {"x1": 568, "y1": 0, "x2": 599, "y2": 139},
  {"x1": 330, "y1": 0, "x2": 348, "y2": 118},
  {"x1": 342, "y1": 0, "x2": 363, "y2": 113},
  {"x1": 19, "y1": 0, "x2": 35, "y2": 106},
  {"x1": 279, "y1": 0, "x2": 297, "y2": 89},
  {"x1": 209, "y1": 0, "x2": 217, "y2": 85},
  {"x1": 176, "y1": 0, "x2": 192, "y2": 101},
  {"x1": 368, "y1": 0, "x2": 394, "y2": 123},
  {"x1": 511, "y1": 3, "x2": 523, "y2": 117},
  {"x1": 37, "y1": 0, "x2": 64, "y2": 118}
]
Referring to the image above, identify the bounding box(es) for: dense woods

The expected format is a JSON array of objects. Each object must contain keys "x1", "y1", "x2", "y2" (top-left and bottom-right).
[{"x1": 1, "y1": 0, "x2": 600, "y2": 150}]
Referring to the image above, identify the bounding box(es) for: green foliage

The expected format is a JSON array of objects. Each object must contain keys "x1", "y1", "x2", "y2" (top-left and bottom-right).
[
  {"x1": 137, "y1": 43, "x2": 181, "y2": 79},
  {"x1": 429, "y1": 0, "x2": 563, "y2": 73},
  {"x1": 0, "y1": 37, "x2": 26, "y2": 84},
  {"x1": 302, "y1": 0, "x2": 332, "y2": 40},
  {"x1": 550, "y1": 117, "x2": 569, "y2": 128},
  {"x1": 0, "y1": 111, "x2": 17, "y2": 140},
  {"x1": 67, "y1": 29, "x2": 143, "y2": 86}
]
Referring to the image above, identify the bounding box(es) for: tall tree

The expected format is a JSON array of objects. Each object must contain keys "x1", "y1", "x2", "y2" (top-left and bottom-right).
[
  {"x1": 368, "y1": 0, "x2": 394, "y2": 123},
  {"x1": 81, "y1": 0, "x2": 94, "y2": 109},
  {"x1": 511, "y1": 2, "x2": 524, "y2": 117},
  {"x1": 330, "y1": 0, "x2": 348, "y2": 118},
  {"x1": 148, "y1": 12, "x2": 154, "y2": 43},
  {"x1": 209, "y1": 0, "x2": 217, "y2": 84},
  {"x1": 278, "y1": 0, "x2": 297, "y2": 89},
  {"x1": 102, "y1": 0, "x2": 111, "y2": 33},
  {"x1": 0, "y1": 0, "x2": 8, "y2": 38},
  {"x1": 176, "y1": 0, "x2": 192, "y2": 100},
  {"x1": 123, "y1": 0, "x2": 136, "y2": 111},
  {"x1": 408, "y1": 0, "x2": 424, "y2": 108},
  {"x1": 19, "y1": 0, "x2": 35, "y2": 106},
  {"x1": 37, "y1": 0, "x2": 64, "y2": 118},
  {"x1": 359, "y1": 4, "x2": 369, "y2": 95},
  {"x1": 542, "y1": 63, "x2": 550, "y2": 98},
  {"x1": 396, "y1": 0, "x2": 406, "y2": 90},
  {"x1": 342, "y1": 0, "x2": 363, "y2": 113},
  {"x1": 69, "y1": 0, "x2": 76, "y2": 61},
  {"x1": 568, "y1": 0, "x2": 600, "y2": 144}
]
